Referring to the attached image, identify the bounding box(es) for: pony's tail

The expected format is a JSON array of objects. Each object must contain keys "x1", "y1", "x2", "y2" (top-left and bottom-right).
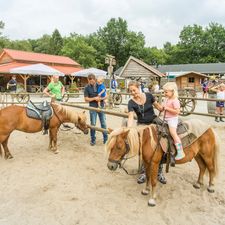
[{"x1": 212, "y1": 129, "x2": 220, "y2": 177}]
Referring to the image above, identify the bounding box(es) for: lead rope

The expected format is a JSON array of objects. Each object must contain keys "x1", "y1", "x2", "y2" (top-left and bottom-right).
[{"x1": 120, "y1": 131, "x2": 142, "y2": 176}]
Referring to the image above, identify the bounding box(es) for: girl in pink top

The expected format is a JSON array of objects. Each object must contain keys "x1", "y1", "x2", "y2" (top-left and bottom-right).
[{"x1": 163, "y1": 82, "x2": 185, "y2": 160}]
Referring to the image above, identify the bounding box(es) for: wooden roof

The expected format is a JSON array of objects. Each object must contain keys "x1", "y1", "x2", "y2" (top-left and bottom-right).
[
  {"x1": 119, "y1": 56, "x2": 164, "y2": 78},
  {"x1": 0, "y1": 62, "x2": 81, "y2": 75},
  {"x1": 167, "y1": 71, "x2": 208, "y2": 78},
  {"x1": 157, "y1": 63, "x2": 225, "y2": 74},
  {"x1": 0, "y1": 48, "x2": 80, "y2": 66},
  {"x1": 0, "y1": 49, "x2": 82, "y2": 75}
]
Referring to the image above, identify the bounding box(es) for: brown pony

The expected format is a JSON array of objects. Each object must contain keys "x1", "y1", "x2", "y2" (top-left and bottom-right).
[
  {"x1": 0, "y1": 103, "x2": 89, "y2": 159},
  {"x1": 107, "y1": 119, "x2": 219, "y2": 206}
]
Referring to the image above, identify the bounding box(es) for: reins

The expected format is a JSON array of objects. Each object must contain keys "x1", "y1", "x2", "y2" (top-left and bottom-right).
[{"x1": 119, "y1": 133, "x2": 142, "y2": 176}]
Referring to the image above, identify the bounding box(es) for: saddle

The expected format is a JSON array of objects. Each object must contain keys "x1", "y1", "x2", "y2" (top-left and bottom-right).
[
  {"x1": 153, "y1": 117, "x2": 197, "y2": 170},
  {"x1": 26, "y1": 100, "x2": 53, "y2": 135}
]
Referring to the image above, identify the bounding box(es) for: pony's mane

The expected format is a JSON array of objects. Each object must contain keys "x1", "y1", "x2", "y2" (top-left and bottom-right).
[
  {"x1": 106, "y1": 126, "x2": 148, "y2": 157},
  {"x1": 52, "y1": 103, "x2": 85, "y2": 123}
]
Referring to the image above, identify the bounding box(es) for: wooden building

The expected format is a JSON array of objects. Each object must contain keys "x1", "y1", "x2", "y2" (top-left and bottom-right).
[
  {"x1": 166, "y1": 71, "x2": 208, "y2": 90},
  {"x1": 119, "y1": 56, "x2": 164, "y2": 82},
  {"x1": 0, "y1": 48, "x2": 82, "y2": 91},
  {"x1": 157, "y1": 63, "x2": 225, "y2": 76}
]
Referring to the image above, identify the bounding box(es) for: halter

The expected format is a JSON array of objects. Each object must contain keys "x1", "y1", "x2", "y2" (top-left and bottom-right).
[{"x1": 108, "y1": 134, "x2": 142, "y2": 175}]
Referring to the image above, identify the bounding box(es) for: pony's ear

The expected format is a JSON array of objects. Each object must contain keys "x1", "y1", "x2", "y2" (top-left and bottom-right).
[
  {"x1": 108, "y1": 128, "x2": 113, "y2": 133},
  {"x1": 83, "y1": 111, "x2": 86, "y2": 114},
  {"x1": 121, "y1": 130, "x2": 130, "y2": 138}
]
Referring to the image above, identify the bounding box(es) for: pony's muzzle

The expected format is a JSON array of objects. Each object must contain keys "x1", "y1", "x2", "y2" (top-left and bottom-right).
[{"x1": 107, "y1": 161, "x2": 118, "y2": 171}]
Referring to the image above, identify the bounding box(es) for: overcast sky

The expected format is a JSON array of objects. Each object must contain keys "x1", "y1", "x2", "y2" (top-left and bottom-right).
[{"x1": 0, "y1": 0, "x2": 224, "y2": 48}]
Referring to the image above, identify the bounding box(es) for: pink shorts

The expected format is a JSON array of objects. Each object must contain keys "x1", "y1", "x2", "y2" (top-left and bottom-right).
[{"x1": 165, "y1": 117, "x2": 178, "y2": 128}]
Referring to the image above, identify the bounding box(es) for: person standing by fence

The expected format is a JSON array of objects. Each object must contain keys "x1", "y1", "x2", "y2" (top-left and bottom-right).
[
  {"x1": 202, "y1": 78, "x2": 209, "y2": 98},
  {"x1": 7, "y1": 75, "x2": 17, "y2": 103},
  {"x1": 43, "y1": 75, "x2": 65, "y2": 103},
  {"x1": 210, "y1": 83, "x2": 225, "y2": 122},
  {"x1": 84, "y1": 74, "x2": 108, "y2": 146}
]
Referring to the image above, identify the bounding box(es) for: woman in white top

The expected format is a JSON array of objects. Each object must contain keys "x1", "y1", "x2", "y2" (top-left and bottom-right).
[{"x1": 210, "y1": 83, "x2": 225, "y2": 122}]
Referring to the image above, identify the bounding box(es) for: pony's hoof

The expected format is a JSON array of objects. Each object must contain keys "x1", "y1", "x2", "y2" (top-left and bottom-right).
[
  {"x1": 207, "y1": 186, "x2": 215, "y2": 193},
  {"x1": 193, "y1": 182, "x2": 201, "y2": 189},
  {"x1": 141, "y1": 189, "x2": 150, "y2": 195},
  {"x1": 148, "y1": 198, "x2": 156, "y2": 207},
  {"x1": 53, "y1": 150, "x2": 59, "y2": 154},
  {"x1": 5, "y1": 155, "x2": 13, "y2": 160}
]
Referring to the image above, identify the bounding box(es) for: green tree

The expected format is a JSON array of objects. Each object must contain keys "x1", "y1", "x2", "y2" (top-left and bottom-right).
[
  {"x1": 202, "y1": 23, "x2": 225, "y2": 63},
  {"x1": 32, "y1": 34, "x2": 52, "y2": 53},
  {"x1": 0, "y1": 21, "x2": 4, "y2": 36},
  {"x1": 61, "y1": 33, "x2": 97, "y2": 68},
  {"x1": 6, "y1": 40, "x2": 32, "y2": 51},
  {"x1": 97, "y1": 17, "x2": 146, "y2": 68},
  {"x1": 125, "y1": 31, "x2": 145, "y2": 59},
  {"x1": 143, "y1": 47, "x2": 167, "y2": 66},
  {"x1": 177, "y1": 24, "x2": 205, "y2": 63},
  {"x1": 49, "y1": 29, "x2": 63, "y2": 55},
  {"x1": 86, "y1": 33, "x2": 107, "y2": 69},
  {"x1": 0, "y1": 21, "x2": 9, "y2": 51}
]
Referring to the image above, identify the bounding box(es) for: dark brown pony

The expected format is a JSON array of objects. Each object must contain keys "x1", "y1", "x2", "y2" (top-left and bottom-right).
[
  {"x1": 106, "y1": 119, "x2": 219, "y2": 206},
  {"x1": 0, "y1": 103, "x2": 89, "y2": 159}
]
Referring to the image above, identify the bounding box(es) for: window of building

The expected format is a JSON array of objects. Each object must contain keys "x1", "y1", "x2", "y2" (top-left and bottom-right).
[{"x1": 188, "y1": 77, "x2": 195, "y2": 83}]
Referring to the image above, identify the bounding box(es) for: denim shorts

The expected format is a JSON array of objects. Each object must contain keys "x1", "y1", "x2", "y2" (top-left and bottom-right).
[{"x1": 216, "y1": 101, "x2": 224, "y2": 107}]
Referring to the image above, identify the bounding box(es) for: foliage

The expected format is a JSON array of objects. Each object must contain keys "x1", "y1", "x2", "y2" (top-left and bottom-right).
[
  {"x1": 61, "y1": 33, "x2": 97, "y2": 68},
  {"x1": 6, "y1": 40, "x2": 33, "y2": 51},
  {"x1": 86, "y1": 33, "x2": 107, "y2": 69},
  {"x1": 1, "y1": 18, "x2": 225, "y2": 67},
  {"x1": 143, "y1": 47, "x2": 167, "y2": 66},
  {"x1": 30, "y1": 34, "x2": 52, "y2": 53},
  {"x1": 97, "y1": 17, "x2": 146, "y2": 68},
  {"x1": 49, "y1": 29, "x2": 63, "y2": 55},
  {"x1": 0, "y1": 21, "x2": 4, "y2": 36},
  {"x1": 68, "y1": 82, "x2": 79, "y2": 93}
]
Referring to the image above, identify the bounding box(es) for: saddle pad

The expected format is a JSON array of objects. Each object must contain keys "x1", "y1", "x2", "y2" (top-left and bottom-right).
[
  {"x1": 26, "y1": 101, "x2": 53, "y2": 120},
  {"x1": 159, "y1": 131, "x2": 197, "y2": 153},
  {"x1": 26, "y1": 108, "x2": 42, "y2": 120}
]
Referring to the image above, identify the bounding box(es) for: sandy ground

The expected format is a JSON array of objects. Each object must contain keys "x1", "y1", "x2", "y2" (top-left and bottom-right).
[{"x1": 0, "y1": 97, "x2": 225, "y2": 225}]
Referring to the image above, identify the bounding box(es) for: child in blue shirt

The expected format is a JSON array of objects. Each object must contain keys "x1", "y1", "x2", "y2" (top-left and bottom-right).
[{"x1": 97, "y1": 77, "x2": 106, "y2": 107}]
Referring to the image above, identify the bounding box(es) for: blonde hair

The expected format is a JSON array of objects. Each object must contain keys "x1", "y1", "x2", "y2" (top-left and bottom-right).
[
  {"x1": 128, "y1": 80, "x2": 140, "y2": 89},
  {"x1": 219, "y1": 83, "x2": 225, "y2": 88},
  {"x1": 97, "y1": 76, "x2": 104, "y2": 82},
  {"x1": 163, "y1": 82, "x2": 178, "y2": 97}
]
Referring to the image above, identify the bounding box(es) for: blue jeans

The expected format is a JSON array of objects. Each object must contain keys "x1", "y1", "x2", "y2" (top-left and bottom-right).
[{"x1": 90, "y1": 110, "x2": 108, "y2": 143}]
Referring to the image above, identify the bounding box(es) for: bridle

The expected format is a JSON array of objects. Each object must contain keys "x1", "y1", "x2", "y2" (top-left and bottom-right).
[
  {"x1": 108, "y1": 138, "x2": 131, "y2": 165},
  {"x1": 109, "y1": 136, "x2": 141, "y2": 175}
]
